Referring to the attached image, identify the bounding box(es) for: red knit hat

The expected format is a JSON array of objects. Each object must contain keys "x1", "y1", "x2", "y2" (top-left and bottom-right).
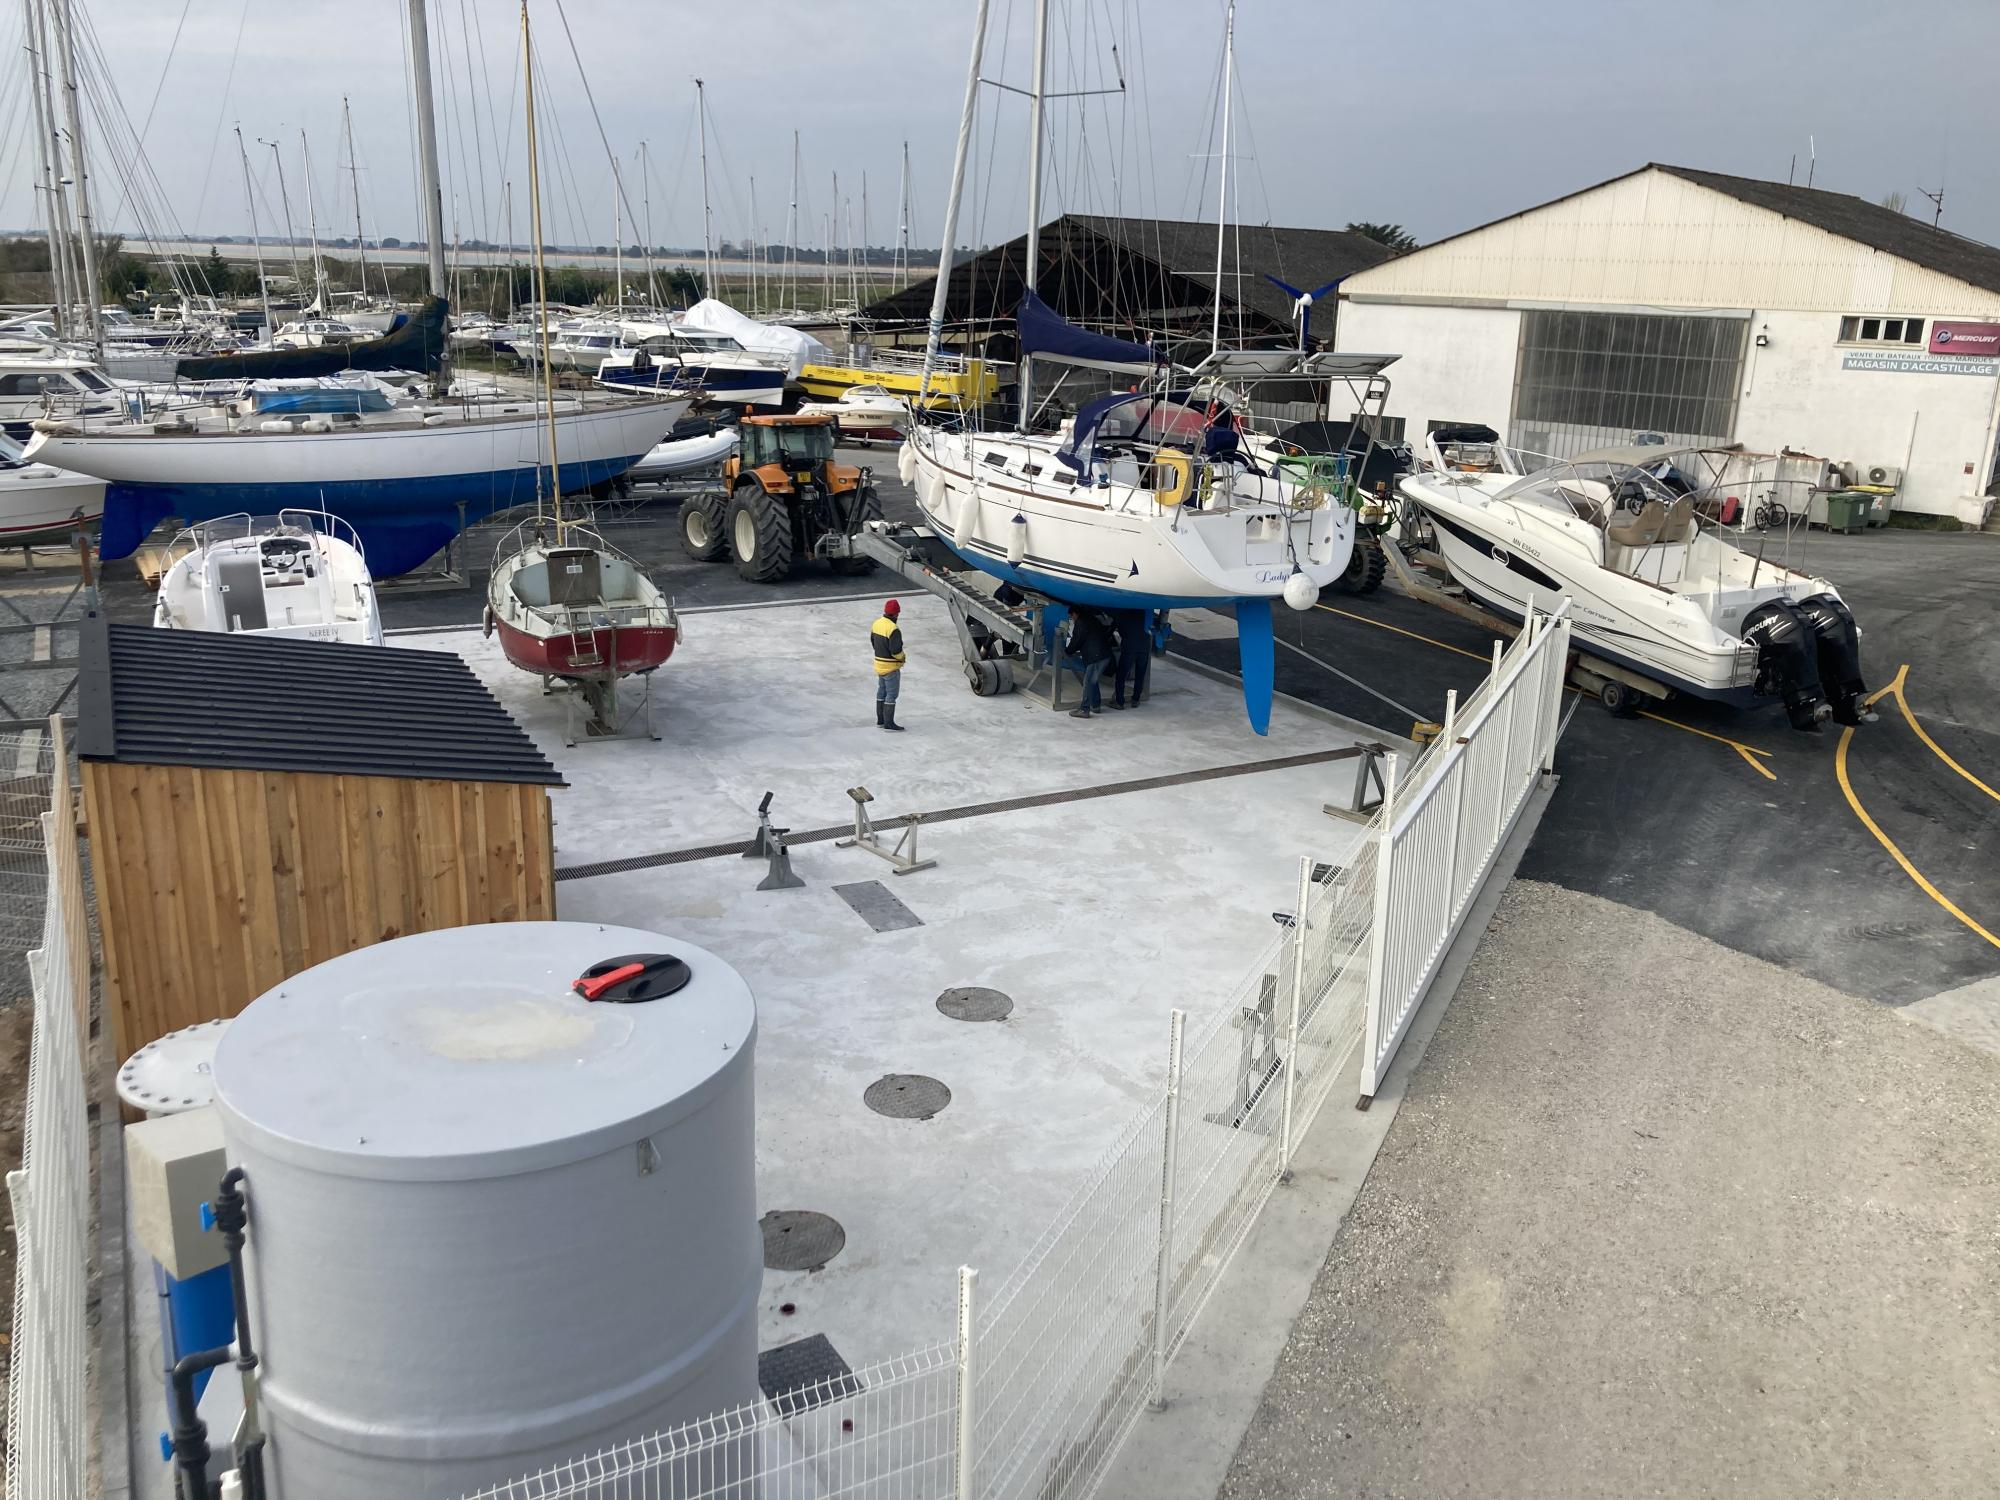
[{"x1": 883, "y1": 599, "x2": 901, "y2": 617}]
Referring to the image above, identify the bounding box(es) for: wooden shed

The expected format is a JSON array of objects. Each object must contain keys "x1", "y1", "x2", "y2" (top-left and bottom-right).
[{"x1": 78, "y1": 616, "x2": 565, "y2": 1058}]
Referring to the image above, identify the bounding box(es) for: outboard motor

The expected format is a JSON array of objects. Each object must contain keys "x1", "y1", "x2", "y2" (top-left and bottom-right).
[
  {"x1": 1741, "y1": 598, "x2": 1832, "y2": 731},
  {"x1": 1795, "y1": 593, "x2": 1872, "y2": 726}
]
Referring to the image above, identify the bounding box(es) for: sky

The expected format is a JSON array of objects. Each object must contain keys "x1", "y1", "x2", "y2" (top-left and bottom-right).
[{"x1": 4, "y1": 0, "x2": 1997, "y2": 255}]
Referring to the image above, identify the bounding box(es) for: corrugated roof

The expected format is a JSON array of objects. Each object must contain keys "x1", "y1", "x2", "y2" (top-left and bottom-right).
[
  {"x1": 78, "y1": 617, "x2": 566, "y2": 787},
  {"x1": 1654, "y1": 165, "x2": 2000, "y2": 299}
]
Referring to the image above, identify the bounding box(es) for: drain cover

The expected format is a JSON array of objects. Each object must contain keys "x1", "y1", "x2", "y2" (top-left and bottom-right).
[
  {"x1": 936, "y1": 986, "x2": 1013, "y2": 1023},
  {"x1": 759, "y1": 1334, "x2": 861, "y2": 1415},
  {"x1": 864, "y1": 1073, "x2": 951, "y2": 1120},
  {"x1": 761, "y1": 1210, "x2": 847, "y2": 1272}
]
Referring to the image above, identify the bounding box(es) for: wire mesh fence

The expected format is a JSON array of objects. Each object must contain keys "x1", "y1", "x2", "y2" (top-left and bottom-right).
[
  {"x1": 4, "y1": 721, "x2": 94, "y2": 1500},
  {"x1": 466, "y1": 608, "x2": 1571, "y2": 1500},
  {"x1": 0, "y1": 726, "x2": 59, "y2": 972}
]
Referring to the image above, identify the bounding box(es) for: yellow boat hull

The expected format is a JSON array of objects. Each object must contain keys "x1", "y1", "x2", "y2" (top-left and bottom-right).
[{"x1": 797, "y1": 359, "x2": 997, "y2": 408}]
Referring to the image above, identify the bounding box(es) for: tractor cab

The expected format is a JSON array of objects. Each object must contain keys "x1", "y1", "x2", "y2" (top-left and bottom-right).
[{"x1": 739, "y1": 414, "x2": 837, "y2": 482}]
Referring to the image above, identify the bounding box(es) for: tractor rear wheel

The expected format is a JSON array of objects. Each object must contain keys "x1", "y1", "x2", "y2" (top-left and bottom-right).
[
  {"x1": 728, "y1": 480, "x2": 796, "y2": 583},
  {"x1": 829, "y1": 483, "x2": 883, "y2": 575},
  {"x1": 678, "y1": 493, "x2": 729, "y2": 562},
  {"x1": 1335, "y1": 537, "x2": 1386, "y2": 595}
]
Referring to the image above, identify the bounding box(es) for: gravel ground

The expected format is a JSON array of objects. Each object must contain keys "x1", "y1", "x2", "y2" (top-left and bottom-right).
[{"x1": 1219, "y1": 879, "x2": 2000, "y2": 1500}]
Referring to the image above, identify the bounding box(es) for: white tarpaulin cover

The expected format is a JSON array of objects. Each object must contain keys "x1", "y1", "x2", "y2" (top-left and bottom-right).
[{"x1": 677, "y1": 299, "x2": 829, "y2": 379}]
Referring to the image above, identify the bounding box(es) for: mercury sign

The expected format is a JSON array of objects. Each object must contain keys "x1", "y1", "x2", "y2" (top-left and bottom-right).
[{"x1": 1927, "y1": 321, "x2": 2000, "y2": 356}]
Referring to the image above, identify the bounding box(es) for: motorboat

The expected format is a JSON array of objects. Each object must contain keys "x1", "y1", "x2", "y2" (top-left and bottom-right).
[
  {"x1": 799, "y1": 342, "x2": 997, "y2": 410},
  {"x1": 0, "y1": 353, "x2": 128, "y2": 441},
  {"x1": 152, "y1": 511, "x2": 383, "y2": 645},
  {"x1": 272, "y1": 317, "x2": 368, "y2": 349},
  {"x1": 0, "y1": 430, "x2": 105, "y2": 547},
  {"x1": 596, "y1": 323, "x2": 790, "y2": 406},
  {"x1": 25, "y1": 389, "x2": 686, "y2": 578},
  {"x1": 1398, "y1": 434, "x2": 1869, "y2": 729},
  {"x1": 798, "y1": 383, "x2": 911, "y2": 441}
]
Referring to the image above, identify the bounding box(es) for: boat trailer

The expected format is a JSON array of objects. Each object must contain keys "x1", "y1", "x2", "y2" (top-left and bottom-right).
[{"x1": 833, "y1": 521, "x2": 1092, "y2": 712}]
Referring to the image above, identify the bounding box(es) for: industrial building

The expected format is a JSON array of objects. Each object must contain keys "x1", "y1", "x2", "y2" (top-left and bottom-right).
[{"x1": 1334, "y1": 164, "x2": 2000, "y2": 525}]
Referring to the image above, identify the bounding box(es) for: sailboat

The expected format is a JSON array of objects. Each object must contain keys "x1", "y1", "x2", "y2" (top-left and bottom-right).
[
  {"x1": 484, "y1": 1, "x2": 678, "y2": 744},
  {"x1": 20, "y1": 0, "x2": 683, "y2": 580},
  {"x1": 900, "y1": 0, "x2": 1352, "y2": 734}
]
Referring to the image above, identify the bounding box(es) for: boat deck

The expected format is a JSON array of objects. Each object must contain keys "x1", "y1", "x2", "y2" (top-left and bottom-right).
[{"x1": 417, "y1": 593, "x2": 1369, "y2": 1367}]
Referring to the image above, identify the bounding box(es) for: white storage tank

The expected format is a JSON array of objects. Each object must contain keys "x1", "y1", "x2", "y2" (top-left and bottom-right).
[{"x1": 210, "y1": 922, "x2": 760, "y2": 1500}]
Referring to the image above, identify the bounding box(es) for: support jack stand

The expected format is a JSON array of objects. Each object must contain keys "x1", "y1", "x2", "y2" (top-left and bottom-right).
[
  {"x1": 744, "y1": 791, "x2": 804, "y2": 890},
  {"x1": 1323, "y1": 742, "x2": 1390, "y2": 824},
  {"x1": 836, "y1": 786, "x2": 936, "y2": 875}
]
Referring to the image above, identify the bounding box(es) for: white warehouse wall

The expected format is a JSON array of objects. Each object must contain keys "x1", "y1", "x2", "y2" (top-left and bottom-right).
[
  {"x1": 1737, "y1": 309, "x2": 2000, "y2": 520},
  {"x1": 1336, "y1": 300, "x2": 1520, "y2": 441}
]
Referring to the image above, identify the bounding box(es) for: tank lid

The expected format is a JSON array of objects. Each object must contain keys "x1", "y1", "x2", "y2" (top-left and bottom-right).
[
  {"x1": 211, "y1": 923, "x2": 755, "y2": 1181},
  {"x1": 117, "y1": 1017, "x2": 231, "y2": 1116}
]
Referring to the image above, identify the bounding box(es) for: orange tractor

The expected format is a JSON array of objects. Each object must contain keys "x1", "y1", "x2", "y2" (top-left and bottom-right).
[{"x1": 678, "y1": 412, "x2": 881, "y2": 582}]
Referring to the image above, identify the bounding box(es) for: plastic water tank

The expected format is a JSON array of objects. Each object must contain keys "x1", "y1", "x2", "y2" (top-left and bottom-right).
[{"x1": 210, "y1": 922, "x2": 760, "y2": 1500}]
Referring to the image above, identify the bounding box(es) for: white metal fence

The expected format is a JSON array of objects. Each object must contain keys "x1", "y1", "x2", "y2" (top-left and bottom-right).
[
  {"x1": 4, "y1": 719, "x2": 94, "y2": 1500},
  {"x1": 466, "y1": 611, "x2": 1572, "y2": 1500}
]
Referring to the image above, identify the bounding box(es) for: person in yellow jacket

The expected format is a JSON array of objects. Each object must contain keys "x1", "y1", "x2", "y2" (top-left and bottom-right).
[{"x1": 871, "y1": 599, "x2": 908, "y2": 731}]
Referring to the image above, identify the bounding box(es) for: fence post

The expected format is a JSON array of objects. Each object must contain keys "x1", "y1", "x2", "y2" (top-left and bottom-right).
[
  {"x1": 1356, "y1": 751, "x2": 1400, "y2": 1106},
  {"x1": 1278, "y1": 856, "x2": 1311, "y2": 1182},
  {"x1": 1147, "y1": 1008, "x2": 1186, "y2": 1411},
  {"x1": 1490, "y1": 667, "x2": 1518, "y2": 851},
  {"x1": 954, "y1": 1265, "x2": 978, "y2": 1500},
  {"x1": 1541, "y1": 612, "x2": 1572, "y2": 776}
]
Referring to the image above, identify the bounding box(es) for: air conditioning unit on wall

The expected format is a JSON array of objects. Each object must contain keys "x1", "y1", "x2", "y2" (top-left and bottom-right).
[{"x1": 1864, "y1": 464, "x2": 1903, "y2": 488}]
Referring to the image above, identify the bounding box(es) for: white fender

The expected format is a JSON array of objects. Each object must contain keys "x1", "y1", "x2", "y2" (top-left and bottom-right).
[
  {"x1": 952, "y1": 483, "x2": 980, "y2": 549},
  {"x1": 896, "y1": 441, "x2": 917, "y2": 486},
  {"x1": 1007, "y1": 512, "x2": 1027, "y2": 566}
]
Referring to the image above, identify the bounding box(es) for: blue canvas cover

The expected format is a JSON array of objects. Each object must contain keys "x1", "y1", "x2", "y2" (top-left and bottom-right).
[{"x1": 1017, "y1": 289, "x2": 1158, "y2": 372}]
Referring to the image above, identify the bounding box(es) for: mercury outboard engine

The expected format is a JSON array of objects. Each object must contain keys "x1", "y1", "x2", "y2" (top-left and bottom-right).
[
  {"x1": 1795, "y1": 592, "x2": 1871, "y2": 726},
  {"x1": 1741, "y1": 598, "x2": 1832, "y2": 730}
]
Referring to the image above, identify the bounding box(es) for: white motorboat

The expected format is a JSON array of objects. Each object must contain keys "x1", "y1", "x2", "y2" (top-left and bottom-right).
[
  {"x1": 153, "y1": 511, "x2": 383, "y2": 645},
  {"x1": 0, "y1": 352, "x2": 128, "y2": 440},
  {"x1": 0, "y1": 431, "x2": 105, "y2": 546},
  {"x1": 272, "y1": 317, "x2": 368, "y2": 349},
  {"x1": 596, "y1": 323, "x2": 790, "y2": 407},
  {"x1": 798, "y1": 383, "x2": 911, "y2": 440},
  {"x1": 1399, "y1": 435, "x2": 1869, "y2": 729}
]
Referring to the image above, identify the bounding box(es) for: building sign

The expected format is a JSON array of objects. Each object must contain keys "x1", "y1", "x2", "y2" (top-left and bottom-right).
[
  {"x1": 1928, "y1": 321, "x2": 2000, "y2": 355},
  {"x1": 1842, "y1": 351, "x2": 1999, "y2": 376}
]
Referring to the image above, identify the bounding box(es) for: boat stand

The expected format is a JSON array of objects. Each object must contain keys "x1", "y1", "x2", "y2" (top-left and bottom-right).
[
  {"x1": 744, "y1": 792, "x2": 805, "y2": 890},
  {"x1": 548, "y1": 668, "x2": 660, "y2": 747},
  {"x1": 836, "y1": 786, "x2": 936, "y2": 875},
  {"x1": 377, "y1": 501, "x2": 472, "y2": 595},
  {"x1": 1322, "y1": 743, "x2": 1391, "y2": 824}
]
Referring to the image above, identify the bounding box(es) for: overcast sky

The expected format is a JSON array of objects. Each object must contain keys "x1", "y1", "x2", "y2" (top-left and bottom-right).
[{"x1": 6, "y1": 0, "x2": 1996, "y2": 254}]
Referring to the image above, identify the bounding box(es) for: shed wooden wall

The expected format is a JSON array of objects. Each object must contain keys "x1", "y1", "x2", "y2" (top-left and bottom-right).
[{"x1": 82, "y1": 762, "x2": 555, "y2": 1057}]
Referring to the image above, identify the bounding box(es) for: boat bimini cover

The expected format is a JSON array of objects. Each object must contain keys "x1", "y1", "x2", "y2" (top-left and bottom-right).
[
  {"x1": 1018, "y1": 290, "x2": 1160, "y2": 374},
  {"x1": 675, "y1": 299, "x2": 829, "y2": 378},
  {"x1": 1055, "y1": 390, "x2": 1209, "y2": 473}
]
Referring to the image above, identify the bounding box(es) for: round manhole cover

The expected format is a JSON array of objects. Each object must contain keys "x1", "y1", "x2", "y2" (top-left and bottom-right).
[
  {"x1": 864, "y1": 1073, "x2": 951, "y2": 1120},
  {"x1": 936, "y1": 986, "x2": 1013, "y2": 1023},
  {"x1": 760, "y1": 1210, "x2": 847, "y2": 1272}
]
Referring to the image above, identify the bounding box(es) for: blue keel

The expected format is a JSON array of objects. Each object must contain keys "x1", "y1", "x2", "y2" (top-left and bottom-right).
[{"x1": 1236, "y1": 598, "x2": 1274, "y2": 737}]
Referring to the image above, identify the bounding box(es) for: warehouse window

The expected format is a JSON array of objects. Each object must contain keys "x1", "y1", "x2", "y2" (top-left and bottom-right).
[
  {"x1": 1838, "y1": 315, "x2": 1926, "y2": 346},
  {"x1": 1510, "y1": 309, "x2": 1748, "y2": 460}
]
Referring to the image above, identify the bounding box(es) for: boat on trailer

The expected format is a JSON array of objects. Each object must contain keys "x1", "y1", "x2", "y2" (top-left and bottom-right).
[
  {"x1": 0, "y1": 430, "x2": 105, "y2": 547},
  {"x1": 152, "y1": 511, "x2": 383, "y2": 645},
  {"x1": 1398, "y1": 435, "x2": 1870, "y2": 729}
]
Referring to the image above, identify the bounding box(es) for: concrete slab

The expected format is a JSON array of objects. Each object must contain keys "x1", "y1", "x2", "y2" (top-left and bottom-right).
[
  {"x1": 1901, "y1": 971, "x2": 2000, "y2": 1058},
  {"x1": 395, "y1": 595, "x2": 1369, "y2": 1370}
]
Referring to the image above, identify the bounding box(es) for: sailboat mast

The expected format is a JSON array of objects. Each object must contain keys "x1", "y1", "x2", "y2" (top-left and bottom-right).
[
  {"x1": 749, "y1": 175, "x2": 760, "y2": 315},
  {"x1": 897, "y1": 141, "x2": 911, "y2": 287},
  {"x1": 918, "y1": 0, "x2": 990, "y2": 403},
  {"x1": 785, "y1": 131, "x2": 800, "y2": 311},
  {"x1": 262, "y1": 140, "x2": 305, "y2": 302},
  {"x1": 613, "y1": 160, "x2": 625, "y2": 313},
  {"x1": 20, "y1": 0, "x2": 69, "y2": 335},
  {"x1": 521, "y1": 1, "x2": 563, "y2": 526},
  {"x1": 300, "y1": 130, "x2": 328, "y2": 312},
  {"x1": 235, "y1": 127, "x2": 273, "y2": 340},
  {"x1": 406, "y1": 0, "x2": 450, "y2": 306},
  {"x1": 1211, "y1": 0, "x2": 1235, "y2": 357},
  {"x1": 694, "y1": 79, "x2": 714, "y2": 298},
  {"x1": 49, "y1": 0, "x2": 101, "y2": 351},
  {"x1": 830, "y1": 171, "x2": 840, "y2": 309},
  {"x1": 342, "y1": 98, "x2": 372, "y2": 304},
  {"x1": 640, "y1": 142, "x2": 657, "y2": 307},
  {"x1": 1017, "y1": 0, "x2": 1051, "y2": 431}
]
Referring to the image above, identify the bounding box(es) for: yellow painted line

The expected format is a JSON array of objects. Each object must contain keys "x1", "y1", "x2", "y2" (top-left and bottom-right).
[
  {"x1": 1314, "y1": 602, "x2": 1491, "y2": 663},
  {"x1": 1835, "y1": 723, "x2": 2000, "y2": 951},
  {"x1": 1867, "y1": 663, "x2": 2000, "y2": 804},
  {"x1": 1314, "y1": 601, "x2": 1779, "y2": 778}
]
